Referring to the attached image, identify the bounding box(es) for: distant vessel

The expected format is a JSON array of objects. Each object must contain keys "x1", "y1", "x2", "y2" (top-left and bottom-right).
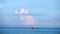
[{"x1": 32, "y1": 27, "x2": 39, "y2": 30}]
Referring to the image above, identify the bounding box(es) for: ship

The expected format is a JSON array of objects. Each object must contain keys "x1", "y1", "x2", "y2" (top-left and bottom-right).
[{"x1": 32, "y1": 27, "x2": 39, "y2": 30}]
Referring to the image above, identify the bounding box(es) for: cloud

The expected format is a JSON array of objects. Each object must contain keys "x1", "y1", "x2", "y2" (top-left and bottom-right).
[
  {"x1": 0, "y1": 3, "x2": 3, "y2": 9},
  {"x1": 15, "y1": 8, "x2": 36, "y2": 25},
  {"x1": 20, "y1": 8, "x2": 29, "y2": 14}
]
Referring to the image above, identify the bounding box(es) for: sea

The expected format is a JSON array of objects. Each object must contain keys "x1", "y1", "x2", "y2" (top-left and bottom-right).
[{"x1": 0, "y1": 27, "x2": 60, "y2": 34}]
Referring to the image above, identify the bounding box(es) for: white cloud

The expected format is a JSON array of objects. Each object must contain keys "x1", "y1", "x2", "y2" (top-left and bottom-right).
[
  {"x1": 0, "y1": 3, "x2": 3, "y2": 9},
  {"x1": 20, "y1": 8, "x2": 29, "y2": 14},
  {"x1": 15, "y1": 8, "x2": 36, "y2": 25}
]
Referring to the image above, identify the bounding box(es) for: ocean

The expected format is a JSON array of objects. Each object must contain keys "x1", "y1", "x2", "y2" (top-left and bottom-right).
[{"x1": 0, "y1": 27, "x2": 60, "y2": 34}]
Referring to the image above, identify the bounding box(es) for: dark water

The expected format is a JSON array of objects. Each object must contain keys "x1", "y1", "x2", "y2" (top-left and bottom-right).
[{"x1": 0, "y1": 27, "x2": 60, "y2": 34}]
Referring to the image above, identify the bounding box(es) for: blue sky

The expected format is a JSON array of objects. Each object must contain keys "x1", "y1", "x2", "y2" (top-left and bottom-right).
[{"x1": 0, "y1": 0, "x2": 60, "y2": 27}]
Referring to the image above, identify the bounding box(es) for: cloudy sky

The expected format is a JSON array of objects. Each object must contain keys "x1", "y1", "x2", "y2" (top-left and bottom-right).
[{"x1": 0, "y1": 0, "x2": 60, "y2": 27}]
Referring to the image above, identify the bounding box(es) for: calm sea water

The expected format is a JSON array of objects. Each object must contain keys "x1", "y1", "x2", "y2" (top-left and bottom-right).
[{"x1": 0, "y1": 27, "x2": 60, "y2": 34}]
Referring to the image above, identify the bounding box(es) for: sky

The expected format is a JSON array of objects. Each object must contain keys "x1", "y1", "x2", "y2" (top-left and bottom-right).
[{"x1": 0, "y1": 0, "x2": 60, "y2": 28}]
